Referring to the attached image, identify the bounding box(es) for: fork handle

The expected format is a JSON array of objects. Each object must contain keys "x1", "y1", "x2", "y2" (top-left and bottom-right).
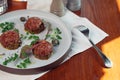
[{"x1": 88, "y1": 39, "x2": 112, "y2": 68}]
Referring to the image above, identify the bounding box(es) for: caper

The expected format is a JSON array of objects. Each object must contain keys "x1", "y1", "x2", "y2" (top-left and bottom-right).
[
  {"x1": 20, "y1": 17, "x2": 26, "y2": 22},
  {"x1": 52, "y1": 39, "x2": 59, "y2": 46}
]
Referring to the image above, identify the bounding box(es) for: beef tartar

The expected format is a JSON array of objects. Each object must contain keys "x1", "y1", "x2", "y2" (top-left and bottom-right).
[
  {"x1": 0, "y1": 30, "x2": 21, "y2": 50},
  {"x1": 24, "y1": 17, "x2": 45, "y2": 34},
  {"x1": 32, "y1": 40, "x2": 53, "y2": 60}
]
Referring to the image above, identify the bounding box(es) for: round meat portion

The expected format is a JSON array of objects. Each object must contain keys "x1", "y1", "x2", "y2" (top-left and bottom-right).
[
  {"x1": 0, "y1": 30, "x2": 21, "y2": 50},
  {"x1": 32, "y1": 40, "x2": 53, "y2": 60},
  {"x1": 24, "y1": 17, "x2": 45, "y2": 34}
]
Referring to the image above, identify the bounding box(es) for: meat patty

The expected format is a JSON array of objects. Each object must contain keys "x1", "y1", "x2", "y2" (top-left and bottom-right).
[
  {"x1": 24, "y1": 17, "x2": 45, "y2": 34},
  {"x1": 32, "y1": 40, "x2": 53, "y2": 60},
  {"x1": 0, "y1": 30, "x2": 21, "y2": 50}
]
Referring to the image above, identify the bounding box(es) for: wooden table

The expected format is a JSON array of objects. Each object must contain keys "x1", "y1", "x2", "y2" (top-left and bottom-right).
[{"x1": 4, "y1": 0, "x2": 120, "y2": 80}]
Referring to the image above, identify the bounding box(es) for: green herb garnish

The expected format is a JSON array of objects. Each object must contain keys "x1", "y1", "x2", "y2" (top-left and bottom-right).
[
  {"x1": 28, "y1": 35, "x2": 39, "y2": 45},
  {"x1": 26, "y1": 31, "x2": 30, "y2": 35},
  {"x1": 21, "y1": 52, "x2": 28, "y2": 58},
  {"x1": 0, "y1": 22, "x2": 15, "y2": 33},
  {"x1": 17, "y1": 58, "x2": 31, "y2": 68},
  {"x1": 13, "y1": 28, "x2": 19, "y2": 33},
  {"x1": 46, "y1": 28, "x2": 62, "y2": 46},
  {"x1": 30, "y1": 40, "x2": 38, "y2": 45},
  {"x1": 20, "y1": 34, "x2": 27, "y2": 40},
  {"x1": 28, "y1": 35, "x2": 39, "y2": 40},
  {"x1": 46, "y1": 28, "x2": 62, "y2": 40},
  {"x1": 20, "y1": 32, "x2": 40, "y2": 45},
  {"x1": 3, "y1": 53, "x2": 18, "y2": 65}
]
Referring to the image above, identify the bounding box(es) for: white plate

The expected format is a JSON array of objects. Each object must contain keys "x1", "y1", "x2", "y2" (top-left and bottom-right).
[{"x1": 0, "y1": 10, "x2": 72, "y2": 74}]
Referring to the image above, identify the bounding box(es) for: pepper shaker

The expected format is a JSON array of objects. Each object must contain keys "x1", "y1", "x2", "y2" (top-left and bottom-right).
[
  {"x1": 50, "y1": 0, "x2": 66, "y2": 17},
  {"x1": 67, "y1": 0, "x2": 81, "y2": 11}
]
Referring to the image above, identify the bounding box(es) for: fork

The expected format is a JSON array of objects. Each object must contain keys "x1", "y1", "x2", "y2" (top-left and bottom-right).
[{"x1": 76, "y1": 25, "x2": 112, "y2": 68}]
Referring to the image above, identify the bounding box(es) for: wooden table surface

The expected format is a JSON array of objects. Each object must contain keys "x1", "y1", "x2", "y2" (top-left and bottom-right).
[{"x1": 3, "y1": 0, "x2": 120, "y2": 80}]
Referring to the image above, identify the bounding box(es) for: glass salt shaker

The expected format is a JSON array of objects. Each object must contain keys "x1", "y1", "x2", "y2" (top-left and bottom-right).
[{"x1": 0, "y1": 0, "x2": 8, "y2": 15}]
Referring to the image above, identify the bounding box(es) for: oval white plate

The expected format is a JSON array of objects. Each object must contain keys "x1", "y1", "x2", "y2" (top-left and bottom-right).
[{"x1": 0, "y1": 10, "x2": 72, "y2": 74}]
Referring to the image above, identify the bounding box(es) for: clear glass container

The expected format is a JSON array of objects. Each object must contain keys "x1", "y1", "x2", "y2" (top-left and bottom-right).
[{"x1": 0, "y1": 0, "x2": 8, "y2": 15}]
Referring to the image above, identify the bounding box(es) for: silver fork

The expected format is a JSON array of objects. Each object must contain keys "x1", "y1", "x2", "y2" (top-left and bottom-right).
[{"x1": 76, "y1": 25, "x2": 112, "y2": 68}]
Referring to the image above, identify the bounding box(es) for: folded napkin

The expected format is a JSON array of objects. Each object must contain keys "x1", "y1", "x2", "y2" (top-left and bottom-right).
[{"x1": 0, "y1": 0, "x2": 108, "y2": 80}]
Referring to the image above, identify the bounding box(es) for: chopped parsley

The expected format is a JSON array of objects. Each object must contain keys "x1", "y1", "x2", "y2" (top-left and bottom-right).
[
  {"x1": 46, "y1": 28, "x2": 62, "y2": 40},
  {"x1": 20, "y1": 32, "x2": 40, "y2": 45},
  {"x1": 17, "y1": 58, "x2": 31, "y2": 68},
  {"x1": 46, "y1": 28, "x2": 62, "y2": 46},
  {"x1": 0, "y1": 22, "x2": 15, "y2": 33},
  {"x1": 20, "y1": 34, "x2": 27, "y2": 40},
  {"x1": 3, "y1": 53, "x2": 18, "y2": 65}
]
